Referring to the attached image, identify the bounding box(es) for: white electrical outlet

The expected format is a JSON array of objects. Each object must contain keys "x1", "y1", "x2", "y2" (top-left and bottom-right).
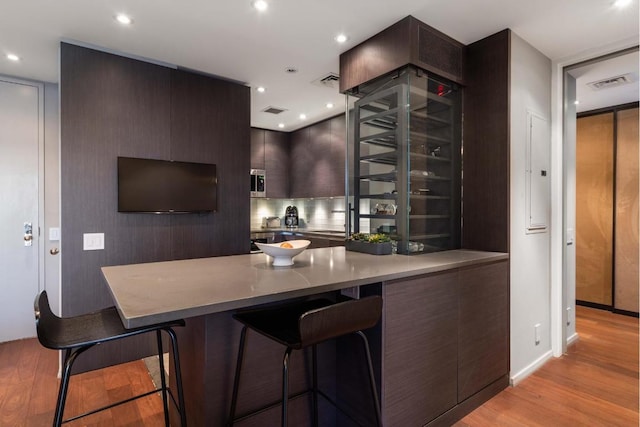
[
  {"x1": 534, "y1": 323, "x2": 541, "y2": 345},
  {"x1": 567, "y1": 307, "x2": 572, "y2": 326},
  {"x1": 83, "y1": 233, "x2": 105, "y2": 250}
]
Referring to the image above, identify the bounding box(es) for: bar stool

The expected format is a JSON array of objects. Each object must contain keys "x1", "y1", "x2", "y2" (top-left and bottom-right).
[
  {"x1": 34, "y1": 290, "x2": 187, "y2": 427},
  {"x1": 228, "y1": 296, "x2": 383, "y2": 427}
]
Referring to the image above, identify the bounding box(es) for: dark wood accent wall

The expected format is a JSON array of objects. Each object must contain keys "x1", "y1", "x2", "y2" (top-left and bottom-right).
[
  {"x1": 60, "y1": 43, "x2": 249, "y2": 371},
  {"x1": 339, "y1": 16, "x2": 465, "y2": 93},
  {"x1": 461, "y1": 30, "x2": 510, "y2": 253},
  {"x1": 169, "y1": 69, "x2": 250, "y2": 259}
]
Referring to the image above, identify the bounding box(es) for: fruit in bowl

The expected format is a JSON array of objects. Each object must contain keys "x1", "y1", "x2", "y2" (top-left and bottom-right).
[{"x1": 255, "y1": 240, "x2": 311, "y2": 266}]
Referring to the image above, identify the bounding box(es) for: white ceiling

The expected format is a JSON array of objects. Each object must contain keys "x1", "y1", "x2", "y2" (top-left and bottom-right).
[
  {"x1": 1, "y1": 0, "x2": 638, "y2": 131},
  {"x1": 570, "y1": 50, "x2": 639, "y2": 113}
]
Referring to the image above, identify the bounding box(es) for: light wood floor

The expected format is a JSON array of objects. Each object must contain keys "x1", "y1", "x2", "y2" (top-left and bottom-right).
[
  {"x1": 456, "y1": 306, "x2": 639, "y2": 427},
  {"x1": 0, "y1": 306, "x2": 637, "y2": 426}
]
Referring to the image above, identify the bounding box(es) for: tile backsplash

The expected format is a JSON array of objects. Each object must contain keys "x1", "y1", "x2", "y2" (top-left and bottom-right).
[{"x1": 251, "y1": 198, "x2": 347, "y2": 231}]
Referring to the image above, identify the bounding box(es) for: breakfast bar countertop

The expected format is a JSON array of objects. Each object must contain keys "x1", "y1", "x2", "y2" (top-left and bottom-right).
[{"x1": 101, "y1": 248, "x2": 508, "y2": 328}]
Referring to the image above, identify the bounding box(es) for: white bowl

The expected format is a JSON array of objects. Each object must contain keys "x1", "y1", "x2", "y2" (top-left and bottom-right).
[{"x1": 255, "y1": 240, "x2": 311, "y2": 266}]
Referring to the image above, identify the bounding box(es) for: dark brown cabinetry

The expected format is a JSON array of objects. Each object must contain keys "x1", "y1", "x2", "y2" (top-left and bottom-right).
[
  {"x1": 264, "y1": 130, "x2": 290, "y2": 198},
  {"x1": 339, "y1": 15, "x2": 465, "y2": 93},
  {"x1": 457, "y1": 261, "x2": 509, "y2": 402},
  {"x1": 290, "y1": 115, "x2": 346, "y2": 198},
  {"x1": 289, "y1": 126, "x2": 312, "y2": 198},
  {"x1": 462, "y1": 30, "x2": 510, "y2": 253},
  {"x1": 373, "y1": 260, "x2": 509, "y2": 426},
  {"x1": 250, "y1": 128, "x2": 290, "y2": 198},
  {"x1": 383, "y1": 271, "x2": 458, "y2": 425},
  {"x1": 330, "y1": 115, "x2": 347, "y2": 196},
  {"x1": 250, "y1": 127, "x2": 265, "y2": 170},
  {"x1": 252, "y1": 114, "x2": 345, "y2": 199}
]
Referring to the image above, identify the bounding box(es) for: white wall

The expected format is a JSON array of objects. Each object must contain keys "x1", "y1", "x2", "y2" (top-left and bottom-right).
[
  {"x1": 43, "y1": 83, "x2": 60, "y2": 315},
  {"x1": 509, "y1": 32, "x2": 553, "y2": 382},
  {"x1": 563, "y1": 74, "x2": 577, "y2": 343}
]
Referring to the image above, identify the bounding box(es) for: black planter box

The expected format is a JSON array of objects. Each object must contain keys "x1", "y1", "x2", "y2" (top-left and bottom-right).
[{"x1": 345, "y1": 240, "x2": 393, "y2": 255}]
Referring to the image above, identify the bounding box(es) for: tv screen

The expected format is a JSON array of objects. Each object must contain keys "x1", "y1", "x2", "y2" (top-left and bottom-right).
[{"x1": 118, "y1": 157, "x2": 217, "y2": 213}]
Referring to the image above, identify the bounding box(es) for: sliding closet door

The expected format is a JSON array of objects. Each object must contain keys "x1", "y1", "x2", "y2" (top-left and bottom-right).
[
  {"x1": 614, "y1": 107, "x2": 639, "y2": 312},
  {"x1": 576, "y1": 113, "x2": 614, "y2": 306}
]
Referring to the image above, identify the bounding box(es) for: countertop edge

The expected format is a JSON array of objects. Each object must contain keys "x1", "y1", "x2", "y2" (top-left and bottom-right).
[{"x1": 103, "y1": 249, "x2": 508, "y2": 329}]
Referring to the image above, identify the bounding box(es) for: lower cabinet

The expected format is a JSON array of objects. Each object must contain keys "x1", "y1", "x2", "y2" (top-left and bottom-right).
[
  {"x1": 378, "y1": 260, "x2": 509, "y2": 426},
  {"x1": 458, "y1": 262, "x2": 510, "y2": 402},
  {"x1": 383, "y1": 272, "x2": 459, "y2": 426}
]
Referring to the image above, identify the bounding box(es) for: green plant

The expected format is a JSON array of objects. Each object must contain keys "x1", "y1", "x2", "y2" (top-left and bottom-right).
[{"x1": 349, "y1": 233, "x2": 391, "y2": 243}]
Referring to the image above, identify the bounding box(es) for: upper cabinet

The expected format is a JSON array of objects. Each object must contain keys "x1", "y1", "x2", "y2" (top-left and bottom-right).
[
  {"x1": 251, "y1": 128, "x2": 290, "y2": 198},
  {"x1": 288, "y1": 114, "x2": 347, "y2": 199},
  {"x1": 252, "y1": 115, "x2": 346, "y2": 200},
  {"x1": 264, "y1": 130, "x2": 290, "y2": 198},
  {"x1": 250, "y1": 128, "x2": 265, "y2": 170},
  {"x1": 339, "y1": 16, "x2": 465, "y2": 93}
]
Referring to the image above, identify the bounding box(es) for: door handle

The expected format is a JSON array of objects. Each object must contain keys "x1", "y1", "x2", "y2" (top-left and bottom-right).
[
  {"x1": 50, "y1": 247, "x2": 60, "y2": 255},
  {"x1": 24, "y1": 222, "x2": 33, "y2": 247}
]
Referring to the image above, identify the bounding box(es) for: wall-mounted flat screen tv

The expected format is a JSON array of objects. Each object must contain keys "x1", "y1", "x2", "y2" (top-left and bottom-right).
[{"x1": 118, "y1": 157, "x2": 217, "y2": 213}]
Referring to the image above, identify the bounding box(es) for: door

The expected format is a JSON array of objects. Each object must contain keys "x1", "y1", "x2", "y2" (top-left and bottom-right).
[
  {"x1": 575, "y1": 112, "x2": 614, "y2": 306},
  {"x1": 0, "y1": 77, "x2": 42, "y2": 342}
]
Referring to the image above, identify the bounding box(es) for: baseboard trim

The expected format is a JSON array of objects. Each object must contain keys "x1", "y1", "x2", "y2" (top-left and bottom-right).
[
  {"x1": 509, "y1": 350, "x2": 553, "y2": 386},
  {"x1": 567, "y1": 332, "x2": 579, "y2": 347}
]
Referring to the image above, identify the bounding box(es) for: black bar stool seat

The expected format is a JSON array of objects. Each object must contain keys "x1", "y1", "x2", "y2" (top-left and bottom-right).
[
  {"x1": 228, "y1": 296, "x2": 383, "y2": 427},
  {"x1": 34, "y1": 290, "x2": 187, "y2": 427}
]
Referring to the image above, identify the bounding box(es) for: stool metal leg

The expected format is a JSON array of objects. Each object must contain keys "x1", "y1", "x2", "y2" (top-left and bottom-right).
[
  {"x1": 228, "y1": 326, "x2": 248, "y2": 426},
  {"x1": 54, "y1": 346, "x2": 91, "y2": 427},
  {"x1": 166, "y1": 327, "x2": 187, "y2": 427},
  {"x1": 356, "y1": 331, "x2": 382, "y2": 427},
  {"x1": 156, "y1": 330, "x2": 170, "y2": 427},
  {"x1": 282, "y1": 347, "x2": 293, "y2": 427},
  {"x1": 312, "y1": 345, "x2": 319, "y2": 427}
]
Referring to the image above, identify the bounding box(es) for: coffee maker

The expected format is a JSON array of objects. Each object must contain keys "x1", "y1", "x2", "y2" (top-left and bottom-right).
[{"x1": 285, "y1": 206, "x2": 298, "y2": 228}]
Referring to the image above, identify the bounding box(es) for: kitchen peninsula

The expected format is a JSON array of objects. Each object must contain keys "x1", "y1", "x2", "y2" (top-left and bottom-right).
[{"x1": 102, "y1": 247, "x2": 509, "y2": 426}]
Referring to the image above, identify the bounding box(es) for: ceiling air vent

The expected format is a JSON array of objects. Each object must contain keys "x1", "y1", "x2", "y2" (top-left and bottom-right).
[
  {"x1": 311, "y1": 73, "x2": 340, "y2": 89},
  {"x1": 262, "y1": 106, "x2": 287, "y2": 115},
  {"x1": 586, "y1": 73, "x2": 635, "y2": 90}
]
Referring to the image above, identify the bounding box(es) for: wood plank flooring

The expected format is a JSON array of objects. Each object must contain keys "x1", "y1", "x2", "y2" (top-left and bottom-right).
[
  {"x1": 455, "y1": 306, "x2": 639, "y2": 427},
  {"x1": 0, "y1": 305, "x2": 637, "y2": 426},
  {"x1": 0, "y1": 338, "x2": 165, "y2": 426}
]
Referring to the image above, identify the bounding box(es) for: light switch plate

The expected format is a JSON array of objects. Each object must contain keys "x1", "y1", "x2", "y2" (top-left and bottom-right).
[
  {"x1": 83, "y1": 233, "x2": 104, "y2": 250},
  {"x1": 49, "y1": 227, "x2": 60, "y2": 241}
]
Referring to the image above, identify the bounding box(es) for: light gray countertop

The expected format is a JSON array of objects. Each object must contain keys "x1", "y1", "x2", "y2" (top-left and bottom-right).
[{"x1": 101, "y1": 248, "x2": 508, "y2": 328}]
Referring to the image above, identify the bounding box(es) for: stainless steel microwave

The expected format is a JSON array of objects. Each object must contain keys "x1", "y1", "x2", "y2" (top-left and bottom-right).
[{"x1": 250, "y1": 169, "x2": 266, "y2": 197}]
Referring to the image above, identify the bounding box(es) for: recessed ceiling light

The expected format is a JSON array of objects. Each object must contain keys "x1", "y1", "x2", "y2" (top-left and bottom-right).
[
  {"x1": 256, "y1": 86, "x2": 266, "y2": 93},
  {"x1": 326, "y1": 103, "x2": 334, "y2": 109},
  {"x1": 6, "y1": 53, "x2": 19, "y2": 62},
  {"x1": 335, "y1": 34, "x2": 348, "y2": 43},
  {"x1": 115, "y1": 14, "x2": 132, "y2": 25},
  {"x1": 299, "y1": 114, "x2": 307, "y2": 120},
  {"x1": 574, "y1": 100, "x2": 580, "y2": 105},
  {"x1": 253, "y1": 0, "x2": 268, "y2": 11},
  {"x1": 278, "y1": 123, "x2": 285, "y2": 129},
  {"x1": 614, "y1": 0, "x2": 632, "y2": 7}
]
